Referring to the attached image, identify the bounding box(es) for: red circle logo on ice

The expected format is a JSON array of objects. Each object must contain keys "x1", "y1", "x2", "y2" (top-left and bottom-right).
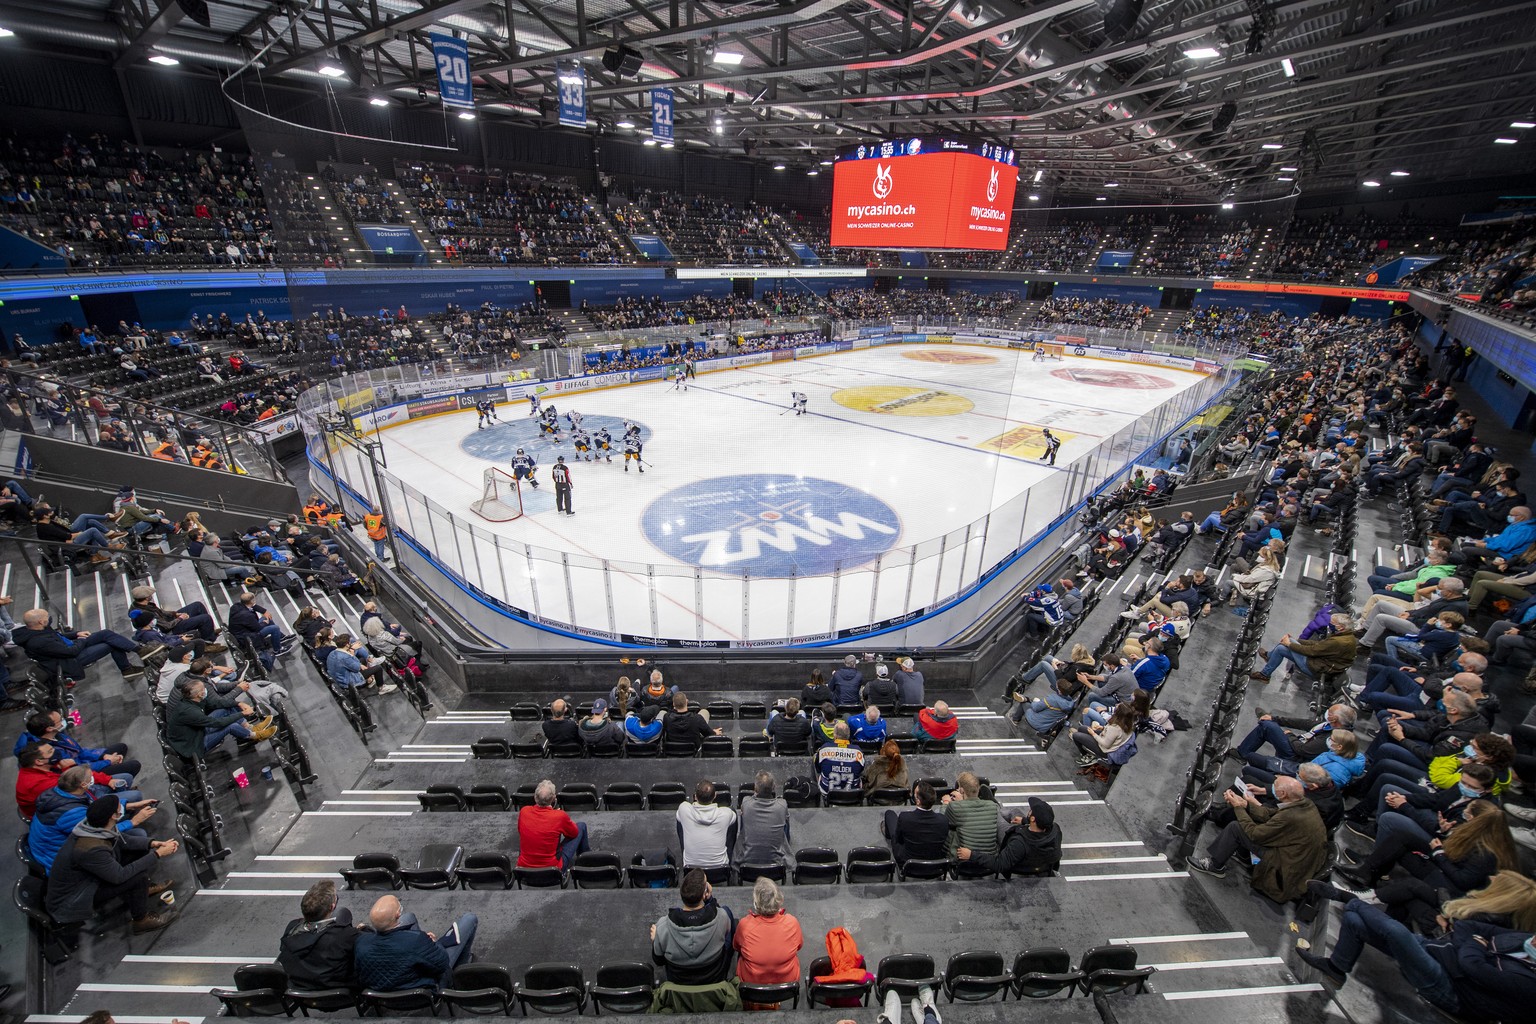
[
  {"x1": 1050, "y1": 367, "x2": 1175, "y2": 390},
  {"x1": 902, "y1": 349, "x2": 997, "y2": 365},
  {"x1": 642, "y1": 475, "x2": 901, "y2": 577}
]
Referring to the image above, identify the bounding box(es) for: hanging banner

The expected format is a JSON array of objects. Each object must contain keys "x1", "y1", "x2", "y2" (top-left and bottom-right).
[
  {"x1": 557, "y1": 67, "x2": 587, "y2": 127},
  {"x1": 430, "y1": 34, "x2": 474, "y2": 109},
  {"x1": 651, "y1": 87, "x2": 674, "y2": 142}
]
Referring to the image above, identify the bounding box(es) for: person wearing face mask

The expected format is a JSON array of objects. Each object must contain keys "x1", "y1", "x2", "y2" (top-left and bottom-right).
[
  {"x1": 1240, "y1": 731, "x2": 1365, "y2": 790},
  {"x1": 1247, "y1": 613, "x2": 1359, "y2": 685},
  {"x1": 1381, "y1": 612, "x2": 1465, "y2": 666},
  {"x1": 1359, "y1": 689, "x2": 1483, "y2": 776},
  {"x1": 1460, "y1": 505, "x2": 1536, "y2": 570},
  {"x1": 1347, "y1": 762, "x2": 1497, "y2": 845},
  {"x1": 1295, "y1": 892, "x2": 1536, "y2": 1018},
  {"x1": 1427, "y1": 733, "x2": 1517, "y2": 797},
  {"x1": 1355, "y1": 577, "x2": 1467, "y2": 649},
  {"x1": 1334, "y1": 802, "x2": 1520, "y2": 927},
  {"x1": 1186, "y1": 775, "x2": 1328, "y2": 901},
  {"x1": 1352, "y1": 649, "x2": 1485, "y2": 715}
]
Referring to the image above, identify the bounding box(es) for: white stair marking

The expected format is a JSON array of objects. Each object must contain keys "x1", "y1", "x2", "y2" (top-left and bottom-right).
[
  {"x1": 1162, "y1": 984, "x2": 1323, "y2": 1001},
  {"x1": 1146, "y1": 957, "x2": 1285, "y2": 971},
  {"x1": 1112, "y1": 931, "x2": 1249, "y2": 944}
]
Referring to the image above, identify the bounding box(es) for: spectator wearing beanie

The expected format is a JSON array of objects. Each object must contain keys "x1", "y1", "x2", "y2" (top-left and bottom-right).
[{"x1": 955, "y1": 797, "x2": 1063, "y2": 878}]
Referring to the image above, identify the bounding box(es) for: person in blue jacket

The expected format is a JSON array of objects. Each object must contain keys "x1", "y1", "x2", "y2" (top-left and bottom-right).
[
  {"x1": 1131, "y1": 637, "x2": 1171, "y2": 690},
  {"x1": 28, "y1": 766, "x2": 153, "y2": 872},
  {"x1": 1462, "y1": 506, "x2": 1536, "y2": 569},
  {"x1": 354, "y1": 894, "x2": 478, "y2": 992},
  {"x1": 625, "y1": 704, "x2": 666, "y2": 744},
  {"x1": 828, "y1": 655, "x2": 864, "y2": 706},
  {"x1": 13, "y1": 709, "x2": 140, "y2": 784}
]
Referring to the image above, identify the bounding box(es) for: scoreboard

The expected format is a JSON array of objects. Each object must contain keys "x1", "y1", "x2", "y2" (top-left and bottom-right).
[{"x1": 830, "y1": 137, "x2": 1019, "y2": 251}]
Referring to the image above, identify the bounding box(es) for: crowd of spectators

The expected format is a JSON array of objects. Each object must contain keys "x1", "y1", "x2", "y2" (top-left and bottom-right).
[
  {"x1": 399, "y1": 164, "x2": 620, "y2": 266},
  {"x1": 1024, "y1": 296, "x2": 1149, "y2": 331},
  {"x1": 0, "y1": 133, "x2": 279, "y2": 268},
  {"x1": 618, "y1": 192, "x2": 790, "y2": 265}
]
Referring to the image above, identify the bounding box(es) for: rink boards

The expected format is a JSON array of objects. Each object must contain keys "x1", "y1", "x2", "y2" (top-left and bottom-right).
[{"x1": 310, "y1": 336, "x2": 1231, "y2": 646}]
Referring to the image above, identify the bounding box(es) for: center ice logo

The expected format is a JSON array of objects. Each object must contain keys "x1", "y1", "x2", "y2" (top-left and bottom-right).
[
  {"x1": 872, "y1": 164, "x2": 894, "y2": 199},
  {"x1": 987, "y1": 167, "x2": 999, "y2": 202},
  {"x1": 643, "y1": 475, "x2": 901, "y2": 577}
]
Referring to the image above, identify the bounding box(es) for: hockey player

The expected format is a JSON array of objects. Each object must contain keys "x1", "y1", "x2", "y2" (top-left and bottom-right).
[
  {"x1": 475, "y1": 398, "x2": 497, "y2": 429},
  {"x1": 791, "y1": 391, "x2": 808, "y2": 416},
  {"x1": 511, "y1": 447, "x2": 540, "y2": 489},
  {"x1": 593, "y1": 427, "x2": 614, "y2": 462},
  {"x1": 572, "y1": 428, "x2": 593, "y2": 461},
  {"x1": 671, "y1": 365, "x2": 688, "y2": 391},
  {"x1": 1041, "y1": 428, "x2": 1062, "y2": 466},
  {"x1": 1032, "y1": 343, "x2": 1047, "y2": 362},
  {"x1": 623, "y1": 432, "x2": 644, "y2": 473},
  {"x1": 527, "y1": 392, "x2": 542, "y2": 418},
  {"x1": 539, "y1": 404, "x2": 562, "y2": 442},
  {"x1": 565, "y1": 408, "x2": 584, "y2": 432}
]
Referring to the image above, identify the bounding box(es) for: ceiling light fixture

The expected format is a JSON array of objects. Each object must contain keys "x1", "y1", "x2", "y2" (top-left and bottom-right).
[
  {"x1": 1095, "y1": 196, "x2": 1108, "y2": 201},
  {"x1": 713, "y1": 124, "x2": 723, "y2": 135},
  {"x1": 1510, "y1": 121, "x2": 1535, "y2": 129},
  {"x1": 1276, "y1": 176, "x2": 1293, "y2": 182},
  {"x1": 1362, "y1": 179, "x2": 1381, "y2": 187},
  {"x1": 1494, "y1": 137, "x2": 1518, "y2": 144},
  {"x1": 713, "y1": 51, "x2": 745, "y2": 66},
  {"x1": 661, "y1": 141, "x2": 674, "y2": 149},
  {"x1": 1221, "y1": 202, "x2": 1235, "y2": 210},
  {"x1": 318, "y1": 64, "x2": 347, "y2": 78},
  {"x1": 616, "y1": 120, "x2": 635, "y2": 129},
  {"x1": 1390, "y1": 170, "x2": 1410, "y2": 177},
  {"x1": 0, "y1": 27, "x2": 15, "y2": 38},
  {"x1": 458, "y1": 111, "x2": 475, "y2": 120},
  {"x1": 1261, "y1": 142, "x2": 1283, "y2": 150},
  {"x1": 773, "y1": 163, "x2": 786, "y2": 170},
  {"x1": 369, "y1": 96, "x2": 390, "y2": 107},
  {"x1": 1183, "y1": 46, "x2": 1221, "y2": 60},
  {"x1": 819, "y1": 159, "x2": 833, "y2": 166},
  {"x1": 1279, "y1": 165, "x2": 1298, "y2": 171},
  {"x1": 1027, "y1": 194, "x2": 1040, "y2": 201},
  {"x1": 1280, "y1": 57, "x2": 1295, "y2": 77},
  {"x1": 807, "y1": 169, "x2": 819, "y2": 176},
  {"x1": 1032, "y1": 169, "x2": 1043, "y2": 183},
  {"x1": 643, "y1": 138, "x2": 658, "y2": 146},
  {"x1": 148, "y1": 54, "x2": 179, "y2": 66}
]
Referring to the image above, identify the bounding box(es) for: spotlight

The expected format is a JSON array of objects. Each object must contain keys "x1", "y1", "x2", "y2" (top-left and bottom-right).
[
  {"x1": 773, "y1": 163, "x2": 786, "y2": 170},
  {"x1": 318, "y1": 64, "x2": 346, "y2": 78},
  {"x1": 1494, "y1": 137, "x2": 1518, "y2": 144},
  {"x1": 1280, "y1": 58, "x2": 1295, "y2": 77},
  {"x1": 0, "y1": 27, "x2": 15, "y2": 38},
  {"x1": 1511, "y1": 121, "x2": 1536, "y2": 129},
  {"x1": 713, "y1": 51, "x2": 745, "y2": 66},
  {"x1": 148, "y1": 54, "x2": 179, "y2": 66},
  {"x1": 1389, "y1": 170, "x2": 1410, "y2": 177},
  {"x1": 1362, "y1": 179, "x2": 1381, "y2": 187},
  {"x1": 369, "y1": 96, "x2": 390, "y2": 107},
  {"x1": 458, "y1": 110, "x2": 475, "y2": 120},
  {"x1": 1261, "y1": 142, "x2": 1283, "y2": 150},
  {"x1": 1183, "y1": 46, "x2": 1221, "y2": 60},
  {"x1": 1221, "y1": 202, "x2": 1235, "y2": 210},
  {"x1": 616, "y1": 120, "x2": 635, "y2": 129}
]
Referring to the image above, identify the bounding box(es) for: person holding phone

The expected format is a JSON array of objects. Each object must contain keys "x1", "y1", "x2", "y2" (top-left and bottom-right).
[{"x1": 355, "y1": 894, "x2": 478, "y2": 992}]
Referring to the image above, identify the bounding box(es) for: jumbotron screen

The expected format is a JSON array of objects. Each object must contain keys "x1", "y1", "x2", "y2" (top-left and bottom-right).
[{"x1": 830, "y1": 137, "x2": 1018, "y2": 250}]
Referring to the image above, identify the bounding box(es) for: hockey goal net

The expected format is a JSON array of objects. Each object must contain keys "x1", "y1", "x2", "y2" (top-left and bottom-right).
[{"x1": 469, "y1": 467, "x2": 525, "y2": 522}]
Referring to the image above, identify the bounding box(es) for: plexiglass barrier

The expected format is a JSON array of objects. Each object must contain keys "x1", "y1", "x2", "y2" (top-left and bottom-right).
[{"x1": 301, "y1": 330, "x2": 1242, "y2": 645}]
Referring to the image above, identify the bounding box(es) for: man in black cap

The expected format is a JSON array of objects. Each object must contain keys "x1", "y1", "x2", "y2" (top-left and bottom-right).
[
  {"x1": 954, "y1": 797, "x2": 1062, "y2": 878},
  {"x1": 44, "y1": 794, "x2": 178, "y2": 932}
]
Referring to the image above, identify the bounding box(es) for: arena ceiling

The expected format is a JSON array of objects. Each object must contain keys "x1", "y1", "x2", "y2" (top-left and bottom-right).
[{"x1": 2, "y1": 0, "x2": 1534, "y2": 199}]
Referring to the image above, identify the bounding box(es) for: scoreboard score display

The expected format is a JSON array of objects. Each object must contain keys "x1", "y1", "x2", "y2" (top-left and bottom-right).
[{"x1": 830, "y1": 137, "x2": 1019, "y2": 251}]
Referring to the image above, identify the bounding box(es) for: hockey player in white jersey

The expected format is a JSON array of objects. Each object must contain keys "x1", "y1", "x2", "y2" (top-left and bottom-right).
[
  {"x1": 593, "y1": 427, "x2": 614, "y2": 463},
  {"x1": 572, "y1": 428, "x2": 593, "y2": 461}
]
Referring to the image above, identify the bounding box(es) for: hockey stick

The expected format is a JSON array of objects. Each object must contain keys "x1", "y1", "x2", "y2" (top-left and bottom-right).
[{"x1": 778, "y1": 405, "x2": 797, "y2": 416}]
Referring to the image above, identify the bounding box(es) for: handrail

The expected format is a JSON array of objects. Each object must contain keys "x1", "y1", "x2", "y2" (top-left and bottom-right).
[{"x1": 3, "y1": 362, "x2": 286, "y2": 481}]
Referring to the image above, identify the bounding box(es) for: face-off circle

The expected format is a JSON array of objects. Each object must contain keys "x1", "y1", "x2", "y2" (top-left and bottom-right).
[
  {"x1": 642, "y1": 474, "x2": 902, "y2": 577},
  {"x1": 832, "y1": 385, "x2": 974, "y2": 416},
  {"x1": 1050, "y1": 367, "x2": 1175, "y2": 390},
  {"x1": 901, "y1": 349, "x2": 998, "y2": 365},
  {"x1": 458, "y1": 414, "x2": 647, "y2": 461}
]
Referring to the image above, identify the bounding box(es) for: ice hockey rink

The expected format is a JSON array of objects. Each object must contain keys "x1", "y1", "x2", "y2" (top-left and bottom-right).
[{"x1": 362, "y1": 344, "x2": 1215, "y2": 642}]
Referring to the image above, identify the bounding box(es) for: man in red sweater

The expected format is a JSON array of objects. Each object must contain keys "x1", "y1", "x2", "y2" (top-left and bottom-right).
[
  {"x1": 912, "y1": 701, "x2": 961, "y2": 743},
  {"x1": 516, "y1": 779, "x2": 590, "y2": 870},
  {"x1": 15, "y1": 742, "x2": 120, "y2": 820}
]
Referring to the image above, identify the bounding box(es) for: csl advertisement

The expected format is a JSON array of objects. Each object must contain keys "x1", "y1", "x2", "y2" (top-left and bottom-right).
[{"x1": 830, "y1": 151, "x2": 1017, "y2": 250}]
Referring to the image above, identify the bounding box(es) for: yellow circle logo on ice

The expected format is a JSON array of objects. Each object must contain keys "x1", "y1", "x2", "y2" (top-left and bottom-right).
[
  {"x1": 833, "y1": 385, "x2": 974, "y2": 417},
  {"x1": 902, "y1": 349, "x2": 998, "y2": 365}
]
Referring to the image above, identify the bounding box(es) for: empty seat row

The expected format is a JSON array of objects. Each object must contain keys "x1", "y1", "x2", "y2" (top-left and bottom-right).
[
  {"x1": 212, "y1": 946, "x2": 1154, "y2": 1016},
  {"x1": 415, "y1": 777, "x2": 977, "y2": 813}
]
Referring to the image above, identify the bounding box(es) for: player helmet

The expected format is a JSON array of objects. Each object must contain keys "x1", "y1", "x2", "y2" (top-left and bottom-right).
[{"x1": 516, "y1": 447, "x2": 525, "y2": 455}]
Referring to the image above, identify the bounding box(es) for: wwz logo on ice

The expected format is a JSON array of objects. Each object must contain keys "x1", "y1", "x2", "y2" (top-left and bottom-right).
[{"x1": 643, "y1": 475, "x2": 901, "y2": 577}]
